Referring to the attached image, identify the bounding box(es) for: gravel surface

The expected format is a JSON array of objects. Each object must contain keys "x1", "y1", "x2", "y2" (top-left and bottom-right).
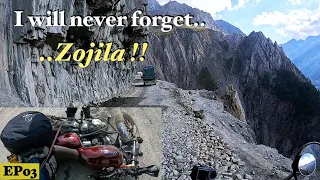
[{"x1": 127, "y1": 80, "x2": 293, "y2": 180}]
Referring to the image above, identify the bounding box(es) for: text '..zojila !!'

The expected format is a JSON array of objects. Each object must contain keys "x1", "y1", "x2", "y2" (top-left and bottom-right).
[{"x1": 40, "y1": 42, "x2": 149, "y2": 68}]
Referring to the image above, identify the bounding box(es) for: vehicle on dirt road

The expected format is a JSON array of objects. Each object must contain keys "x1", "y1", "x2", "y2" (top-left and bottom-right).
[
  {"x1": 142, "y1": 66, "x2": 156, "y2": 86},
  {"x1": 132, "y1": 66, "x2": 157, "y2": 86}
]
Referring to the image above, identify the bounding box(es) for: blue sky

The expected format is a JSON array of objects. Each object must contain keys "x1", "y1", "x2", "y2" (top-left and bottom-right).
[{"x1": 157, "y1": 0, "x2": 320, "y2": 44}]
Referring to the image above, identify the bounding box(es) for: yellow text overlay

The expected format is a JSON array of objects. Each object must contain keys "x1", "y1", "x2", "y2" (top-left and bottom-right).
[
  {"x1": 39, "y1": 42, "x2": 149, "y2": 68},
  {"x1": 0, "y1": 163, "x2": 39, "y2": 179}
]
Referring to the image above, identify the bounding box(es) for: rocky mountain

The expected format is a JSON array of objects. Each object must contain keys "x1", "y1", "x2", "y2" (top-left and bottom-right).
[
  {"x1": 215, "y1": 20, "x2": 246, "y2": 36},
  {"x1": 148, "y1": 0, "x2": 161, "y2": 10},
  {"x1": 147, "y1": 0, "x2": 246, "y2": 36},
  {"x1": 141, "y1": 26, "x2": 320, "y2": 158},
  {"x1": 281, "y1": 36, "x2": 320, "y2": 89},
  {"x1": 147, "y1": 0, "x2": 222, "y2": 31},
  {"x1": 0, "y1": 0, "x2": 147, "y2": 107}
]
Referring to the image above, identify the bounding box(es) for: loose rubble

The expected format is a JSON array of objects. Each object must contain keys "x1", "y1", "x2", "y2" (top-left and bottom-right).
[
  {"x1": 161, "y1": 90, "x2": 250, "y2": 180},
  {"x1": 136, "y1": 81, "x2": 292, "y2": 180}
]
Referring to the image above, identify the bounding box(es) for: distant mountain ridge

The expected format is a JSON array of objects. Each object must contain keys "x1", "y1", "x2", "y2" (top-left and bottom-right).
[
  {"x1": 147, "y1": 0, "x2": 221, "y2": 31},
  {"x1": 147, "y1": 0, "x2": 246, "y2": 36},
  {"x1": 215, "y1": 20, "x2": 246, "y2": 36},
  {"x1": 148, "y1": 0, "x2": 161, "y2": 10},
  {"x1": 281, "y1": 35, "x2": 320, "y2": 89}
]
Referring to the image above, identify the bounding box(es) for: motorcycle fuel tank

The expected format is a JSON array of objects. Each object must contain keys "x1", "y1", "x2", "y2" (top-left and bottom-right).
[
  {"x1": 78, "y1": 145, "x2": 123, "y2": 170},
  {"x1": 56, "y1": 133, "x2": 82, "y2": 148}
]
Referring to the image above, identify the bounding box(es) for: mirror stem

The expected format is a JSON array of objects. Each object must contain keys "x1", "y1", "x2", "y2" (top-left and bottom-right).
[{"x1": 284, "y1": 173, "x2": 294, "y2": 180}]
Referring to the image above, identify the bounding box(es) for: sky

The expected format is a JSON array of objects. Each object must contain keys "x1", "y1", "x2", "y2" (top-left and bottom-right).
[
  {"x1": 157, "y1": 0, "x2": 320, "y2": 44},
  {"x1": 298, "y1": 153, "x2": 315, "y2": 169}
]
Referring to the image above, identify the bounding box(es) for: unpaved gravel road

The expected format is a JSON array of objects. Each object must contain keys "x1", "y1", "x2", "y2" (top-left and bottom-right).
[{"x1": 0, "y1": 107, "x2": 162, "y2": 180}]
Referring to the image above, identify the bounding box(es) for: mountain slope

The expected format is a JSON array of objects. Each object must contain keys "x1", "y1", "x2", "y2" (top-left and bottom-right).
[
  {"x1": 145, "y1": 0, "x2": 320, "y2": 158},
  {"x1": 147, "y1": 0, "x2": 246, "y2": 36},
  {"x1": 215, "y1": 20, "x2": 246, "y2": 36},
  {"x1": 148, "y1": 0, "x2": 161, "y2": 10},
  {"x1": 0, "y1": 0, "x2": 147, "y2": 106},
  {"x1": 147, "y1": 0, "x2": 222, "y2": 31},
  {"x1": 281, "y1": 36, "x2": 320, "y2": 88},
  {"x1": 141, "y1": 26, "x2": 320, "y2": 158}
]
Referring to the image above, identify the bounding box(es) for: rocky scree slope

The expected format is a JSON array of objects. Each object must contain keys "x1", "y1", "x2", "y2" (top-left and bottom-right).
[
  {"x1": 136, "y1": 81, "x2": 292, "y2": 180},
  {"x1": 0, "y1": 0, "x2": 147, "y2": 107},
  {"x1": 142, "y1": 26, "x2": 320, "y2": 158}
]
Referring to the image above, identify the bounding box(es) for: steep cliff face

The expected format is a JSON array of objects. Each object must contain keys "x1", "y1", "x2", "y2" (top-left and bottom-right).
[
  {"x1": 144, "y1": 27, "x2": 242, "y2": 92},
  {"x1": 0, "y1": 0, "x2": 147, "y2": 107},
  {"x1": 236, "y1": 32, "x2": 320, "y2": 157},
  {"x1": 144, "y1": 27, "x2": 320, "y2": 157},
  {"x1": 0, "y1": 1, "x2": 14, "y2": 98}
]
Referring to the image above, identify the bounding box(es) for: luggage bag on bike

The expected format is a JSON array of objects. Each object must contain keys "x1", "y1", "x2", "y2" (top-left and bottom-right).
[{"x1": 0, "y1": 111, "x2": 53, "y2": 154}]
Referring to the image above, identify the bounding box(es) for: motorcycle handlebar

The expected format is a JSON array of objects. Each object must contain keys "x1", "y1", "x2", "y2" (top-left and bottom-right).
[
  {"x1": 127, "y1": 165, "x2": 160, "y2": 177},
  {"x1": 88, "y1": 165, "x2": 159, "y2": 179}
]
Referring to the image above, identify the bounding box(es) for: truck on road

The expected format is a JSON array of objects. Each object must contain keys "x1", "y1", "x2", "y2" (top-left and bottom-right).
[{"x1": 131, "y1": 66, "x2": 157, "y2": 86}]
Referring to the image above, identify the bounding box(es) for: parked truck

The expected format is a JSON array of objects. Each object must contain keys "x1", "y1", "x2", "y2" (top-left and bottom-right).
[
  {"x1": 142, "y1": 66, "x2": 156, "y2": 85},
  {"x1": 131, "y1": 66, "x2": 157, "y2": 86}
]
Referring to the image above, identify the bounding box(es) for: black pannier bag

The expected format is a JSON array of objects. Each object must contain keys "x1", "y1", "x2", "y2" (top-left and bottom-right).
[
  {"x1": 0, "y1": 111, "x2": 53, "y2": 155},
  {"x1": 190, "y1": 165, "x2": 217, "y2": 180}
]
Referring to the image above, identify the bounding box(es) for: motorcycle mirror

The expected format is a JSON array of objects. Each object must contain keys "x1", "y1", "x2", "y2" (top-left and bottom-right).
[
  {"x1": 285, "y1": 142, "x2": 320, "y2": 180},
  {"x1": 298, "y1": 153, "x2": 316, "y2": 176}
]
